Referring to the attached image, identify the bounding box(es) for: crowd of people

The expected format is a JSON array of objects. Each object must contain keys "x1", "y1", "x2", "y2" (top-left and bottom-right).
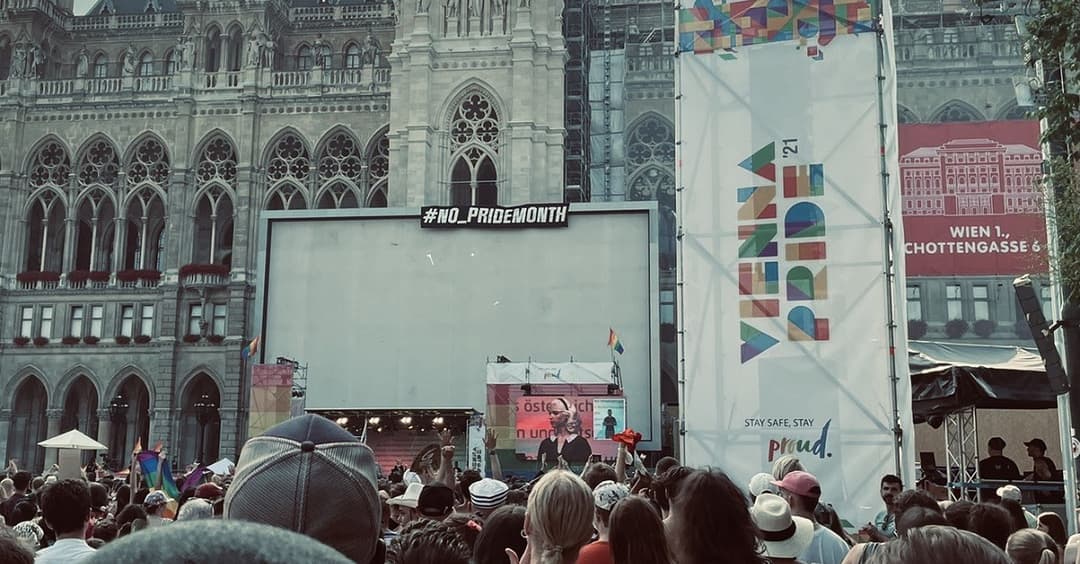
[{"x1": 0, "y1": 413, "x2": 1075, "y2": 563}]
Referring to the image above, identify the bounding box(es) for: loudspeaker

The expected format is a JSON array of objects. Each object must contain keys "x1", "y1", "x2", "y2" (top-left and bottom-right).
[{"x1": 1014, "y1": 275, "x2": 1070, "y2": 394}]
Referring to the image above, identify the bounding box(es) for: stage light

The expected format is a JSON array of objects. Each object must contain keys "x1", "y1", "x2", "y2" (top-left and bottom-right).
[
  {"x1": 376, "y1": 427, "x2": 383, "y2": 432},
  {"x1": 369, "y1": 417, "x2": 381, "y2": 425},
  {"x1": 400, "y1": 416, "x2": 412, "y2": 425},
  {"x1": 335, "y1": 417, "x2": 348, "y2": 426},
  {"x1": 432, "y1": 416, "x2": 444, "y2": 425}
]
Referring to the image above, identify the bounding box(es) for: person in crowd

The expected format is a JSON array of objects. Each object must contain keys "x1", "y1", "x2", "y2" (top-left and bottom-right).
[
  {"x1": 176, "y1": 498, "x2": 213, "y2": 521},
  {"x1": 224, "y1": 413, "x2": 384, "y2": 564},
  {"x1": 582, "y1": 462, "x2": 618, "y2": 490},
  {"x1": 651, "y1": 465, "x2": 691, "y2": 520},
  {"x1": 772, "y1": 470, "x2": 849, "y2": 564},
  {"x1": 895, "y1": 506, "x2": 949, "y2": 535},
  {"x1": 1, "y1": 477, "x2": 14, "y2": 500},
  {"x1": 980, "y1": 437, "x2": 1022, "y2": 499},
  {"x1": 417, "y1": 482, "x2": 455, "y2": 521},
  {"x1": 114, "y1": 504, "x2": 147, "y2": 530},
  {"x1": 442, "y1": 513, "x2": 484, "y2": 551},
  {"x1": 114, "y1": 484, "x2": 130, "y2": 512},
  {"x1": 386, "y1": 519, "x2": 472, "y2": 564},
  {"x1": 473, "y1": 504, "x2": 526, "y2": 564},
  {"x1": 536, "y1": 398, "x2": 592, "y2": 469},
  {"x1": 861, "y1": 474, "x2": 902, "y2": 542},
  {"x1": 945, "y1": 499, "x2": 974, "y2": 530},
  {"x1": 667, "y1": 468, "x2": 768, "y2": 564},
  {"x1": 0, "y1": 525, "x2": 34, "y2": 564},
  {"x1": 1, "y1": 470, "x2": 32, "y2": 525},
  {"x1": 578, "y1": 480, "x2": 630, "y2": 564},
  {"x1": 142, "y1": 491, "x2": 172, "y2": 526},
  {"x1": 1007, "y1": 529, "x2": 1061, "y2": 564},
  {"x1": 86, "y1": 519, "x2": 354, "y2": 564},
  {"x1": 456, "y1": 469, "x2": 482, "y2": 509},
  {"x1": 1024, "y1": 439, "x2": 1057, "y2": 477},
  {"x1": 608, "y1": 495, "x2": 672, "y2": 564},
  {"x1": 1037, "y1": 512, "x2": 1068, "y2": 548},
  {"x1": 997, "y1": 484, "x2": 1037, "y2": 529},
  {"x1": 35, "y1": 479, "x2": 96, "y2": 563},
  {"x1": 749, "y1": 472, "x2": 776, "y2": 501},
  {"x1": 751, "y1": 493, "x2": 813, "y2": 564},
  {"x1": 91, "y1": 518, "x2": 118, "y2": 543},
  {"x1": 507, "y1": 469, "x2": 594, "y2": 564},
  {"x1": 864, "y1": 525, "x2": 1011, "y2": 564},
  {"x1": 771, "y1": 455, "x2": 805, "y2": 481},
  {"x1": 505, "y1": 487, "x2": 529, "y2": 507},
  {"x1": 468, "y1": 478, "x2": 509, "y2": 518},
  {"x1": 388, "y1": 482, "x2": 424, "y2": 527},
  {"x1": 194, "y1": 482, "x2": 223, "y2": 501},
  {"x1": 968, "y1": 502, "x2": 1016, "y2": 550},
  {"x1": 654, "y1": 456, "x2": 679, "y2": 477}
]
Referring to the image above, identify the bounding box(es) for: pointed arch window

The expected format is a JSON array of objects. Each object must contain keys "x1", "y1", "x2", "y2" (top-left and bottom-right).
[
  {"x1": 448, "y1": 92, "x2": 500, "y2": 205},
  {"x1": 196, "y1": 137, "x2": 238, "y2": 189},
  {"x1": 137, "y1": 52, "x2": 154, "y2": 76},
  {"x1": 205, "y1": 27, "x2": 221, "y2": 72},
  {"x1": 934, "y1": 101, "x2": 982, "y2": 123},
  {"x1": 266, "y1": 133, "x2": 311, "y2": 211},
  {"x1": 345, "y1": 44, "x2": 362, "y2": 69},
  {"x1": 124, "y1": 187, "x2": 166, "y2": 270},
  {"x1": 127, "y1": 137, "x2": 170, "y2": 187},
  {"x1": 29, "y1": 140, "x2": 71, "y2": 189},
  {"x1": 92, "y1": 54, "x2": 109, "y2": 78},
  {"x1": 194, "y1": 136, "x2": 236, "y2": 266},
  {"x1": 316, "y1": 132, "x2": 363, "y2": 209},
  {"x1": 367, "y1": 129, "x2": 389, "y2": 207},
  {"x1": 26, "y1": 190, "x2": 66, "y2": 272},
  {"x1": 297, "y1": 45, "x2": 313, "y2": 71},
  {"x1": 74, "y1": 188, "x2": 116, "y2": 272},
  {"x1": 77, "y1": 139, "x2": 120, "y2": 187},
  {"x1": 626, "y1": 115, "x2": 675, "y2": 170}
]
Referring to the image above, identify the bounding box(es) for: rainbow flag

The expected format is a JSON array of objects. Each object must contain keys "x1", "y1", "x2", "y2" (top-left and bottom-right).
[
  {"x1": 136, "y1": 450, "x2": 181, "y2": 499},
  {"x1": 241, "y1": 336, "x2": 259, "y2": 361},
  {"x1": 608, "y1": 328, "x2": 625, "y2": 355}
]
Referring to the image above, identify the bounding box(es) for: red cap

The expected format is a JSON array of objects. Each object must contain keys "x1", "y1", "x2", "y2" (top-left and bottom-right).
[
  {"x1": 195, "y1": 482, "x2": 224, "y2": 499},
  {"x1": 771, "y1": 471, "x2": 821, "y2": 499}
]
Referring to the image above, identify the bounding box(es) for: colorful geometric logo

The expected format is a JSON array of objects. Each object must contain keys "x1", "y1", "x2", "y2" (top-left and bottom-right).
[
  {"x1": 741, "y1": 321, "x2": 780, "y2": 363},
  {"x1": 739, "y1": 143, "x2": 776, "y2": 182}
]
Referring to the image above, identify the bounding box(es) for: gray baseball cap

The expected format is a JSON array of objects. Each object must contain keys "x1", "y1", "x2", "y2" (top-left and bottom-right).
[{"x1": 224, "y1": 414, "x2": 382, "y2": 563}]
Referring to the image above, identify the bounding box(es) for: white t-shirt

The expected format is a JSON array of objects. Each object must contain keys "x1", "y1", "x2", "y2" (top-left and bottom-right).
[
  {"x1": 35, "y1": 538, "x2": 96, "y2": 564},
  {"x1": 799, "y1": 525, "x2": 850, "y2": 564}
]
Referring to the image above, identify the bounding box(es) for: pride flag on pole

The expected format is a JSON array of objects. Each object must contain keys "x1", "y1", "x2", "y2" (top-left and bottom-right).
[
  {"x1": 242, "y1": 336, "x2": 259, "y2": 361},
  {"x1": 608, "y1": 328, "x2": 625, "y2": 355},
  {"x1": 136, "y1": 449, "x2": 181, "y2": 499}
]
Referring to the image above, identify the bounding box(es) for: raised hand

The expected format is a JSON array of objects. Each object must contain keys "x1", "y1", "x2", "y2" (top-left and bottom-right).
[{"x1": 484, "y1": 427, "x2": 498, "y2": 451}]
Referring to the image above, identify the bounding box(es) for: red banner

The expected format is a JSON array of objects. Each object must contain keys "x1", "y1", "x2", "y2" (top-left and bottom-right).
[{"x1": 899, "y1": 121, "x2": 1048, "y2": 276}]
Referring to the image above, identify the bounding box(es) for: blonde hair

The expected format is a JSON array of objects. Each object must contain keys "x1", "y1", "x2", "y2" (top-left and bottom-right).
[
  {"x1": 1007, "y1": 529, "x2": 1060, "y2": 564},
  {"x1": 526, "y1": 470, "x2": 594, "y2": 564},
  {"x1": 771, "y1": 455, "x2": 804, "y2": 480},
  {"x1": 0, "y1": 478, "x2": 13, "y2": 499}
]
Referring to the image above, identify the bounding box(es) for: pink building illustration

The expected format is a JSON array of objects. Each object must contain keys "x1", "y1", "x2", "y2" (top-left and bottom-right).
[{"x1": 900, "y1": 138, "x2": 1042, "y2": 217}]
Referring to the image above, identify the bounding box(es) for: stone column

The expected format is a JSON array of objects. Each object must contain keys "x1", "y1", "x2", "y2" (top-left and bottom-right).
[
  {"x1": 95, "y1": 408, "x2": 112, "y2": 460},
  {"x1": 43, "y1": 409, "x2": 63, "y2": 469},
  {"x1": 0, "y1": 410, "x2": 11, "y2": 467}
]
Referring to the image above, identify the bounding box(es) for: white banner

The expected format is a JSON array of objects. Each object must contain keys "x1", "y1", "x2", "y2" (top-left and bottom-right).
[{"x1": 677, "y1": 0, "x2": 913, "y2": 529}]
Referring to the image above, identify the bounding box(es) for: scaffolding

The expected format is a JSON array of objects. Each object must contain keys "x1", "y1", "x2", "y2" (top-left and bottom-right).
[
  {"x1": 944, "y1": 407, "x2": 981, "y2": 501},
  {"x1": 564, "y1": 0, "x2": 591, "y2": 202}
]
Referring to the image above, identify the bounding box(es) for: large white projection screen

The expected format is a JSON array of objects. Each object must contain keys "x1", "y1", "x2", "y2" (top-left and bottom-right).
[{"x1": 255, "y1": 204, "x2": 661, "y2": 448}]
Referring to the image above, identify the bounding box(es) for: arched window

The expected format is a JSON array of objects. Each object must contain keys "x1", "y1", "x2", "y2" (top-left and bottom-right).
[
  {"x1": 448, "y1": 91, "x2": 500, "y2": 205},
  {"x1": 626, "y1": 115, "x2": 675, "y2": 170},
  {"x1": 28, "y1": 140, "x2": 71, "y2": 189},
  {"x1": 125, "y1": 135, "x2": 169, "y2": 272},
  {"x1": 137, "y1": 52, "x2": 154, "y2": 76},
  {"x1": 8, "y1": 376, "x2": 48, "y2": 473},
  {"x1": 297, "y1": 45, "x2": 313, "y2": 71},
  {"x1": 61, "y1": 376, "x2": 99, "y2": 466},
  {"x1": 933, "y1": 101, "x2": 982, "y2": 123},
  {"x1": 0, "y1": 37, "x2": 12, "y2": 80},
  {"x1": 898, "y1": 106, "x2": 919, "y2": 124},
  {"x1": 266, "y1": 132, "x2": 311, "y2": 210},
  {"x1": 315, "y1": 131, "x2": 363, "y2": 209},
  {"x1": 163, "y1": 50, "x2": 176, "y2": 75},
  {"x1": 205, "y1": 26, "x2": 221, "y2": 72},
  {"x1": 74, "y1": 139, "x2": 120, "y2": 272},
  {"x1": 92, "y1": 53, "x2": 109, "y2": 78},
  {"x1": 107, "y1": 376, "x2": 151, "y2": 464},
  {"x1": 179, "y1": 374, "x2": 221, "y2": 467},
  {"x1": 194, "y1": 136, "x2": 237, "y2": 265},
  {"x1": 345, "y1": 43, "x2": 362, "y2": 69},
  {"x1": 225, "y1": 25, "x2": 243, "y2": 72},
  {"x1": 26, "y1": 190, "x2": 66, "y2": 273},
  {"x1": 127, "y1": 136, "x2": 170, "y2": 187},
  {"x1": 366, "y1": 128, "x2": 389, "y2": 207}
]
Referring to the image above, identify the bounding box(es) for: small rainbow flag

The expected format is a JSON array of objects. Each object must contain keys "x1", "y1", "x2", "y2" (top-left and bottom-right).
[
  {"x1": 241, "y1": 336, "x2": 259, "y2": 361},
  {"x1": 608, "y1": 328, "x2": 625, "y2": 355}
]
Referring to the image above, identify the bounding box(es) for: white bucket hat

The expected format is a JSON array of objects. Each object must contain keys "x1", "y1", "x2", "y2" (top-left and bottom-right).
[
  {"x1": 387, "y1": 482, "x2": 424, "y2": 509},
  {"x1": 751, "y1": 493, "x2": 814, "y2": 559}
]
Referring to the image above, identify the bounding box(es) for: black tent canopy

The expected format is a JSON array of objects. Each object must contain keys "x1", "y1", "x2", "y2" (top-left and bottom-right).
[{"x1": 909, "y1": 340, "x2": 1056, "y2": 421}]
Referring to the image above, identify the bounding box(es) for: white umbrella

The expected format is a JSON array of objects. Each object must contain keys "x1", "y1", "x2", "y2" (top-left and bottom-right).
[{"x1": 38, "y1": 429, "x2": 107, "y2": 450}]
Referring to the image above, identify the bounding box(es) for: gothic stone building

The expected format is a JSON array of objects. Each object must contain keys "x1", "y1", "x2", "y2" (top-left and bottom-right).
[{"x1": 0, "y1": 0, "x2": 570, "y2": 472}]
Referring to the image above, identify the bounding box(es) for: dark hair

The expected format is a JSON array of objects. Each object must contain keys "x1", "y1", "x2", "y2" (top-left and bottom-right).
[
  {"x1": 132, "y1": 488, "x2": 150, "y2": 506},
  {"x1": 968, "y1": 503, "x2": 1014, "y2": 550},
  {"x1": 582, "y1": 463, "x2": 617, "y2": 490},
  {"x1": 93, "y1": 517, "x2": 119, "y2": 542},
  {"x1": 389, "y1": 482, "x2": 407, "y2": 499},
  {"x1": 86, "y1": 538, "x2": 106, "y2": 549},
  {"x1": 115, "y1": 484, "x2": 131, "y2": 510},
  {"x1": 880, "y1": 474, "x2": 903, "y2": 488},
  {"x1": 458, "y1": 469, "x2": 482, "y2": 502},
  {"x1": 896, "y1": 506, "x2": 949, "y2": 535},
  {"x1": 443, "y1": 512, "x2": 484, "y2": 550},
  {"x1": 866, "y1": 525, "x2": 1010, "y2": 564},
  {"x1": 893, "y1": 490, "x2": 941, "y2": 517},
  {"x1": 31, "y1": 477, "x2": 44, "y2": 491},
  {"x1": 609, "y1": 496, "x2": 672, "y2": 564},
  {"x1": 11, "y1": 500, "x2": 37, "y2": 524},
  {"x1": 115, "y1": 504, "x2": 148, "y2": 528},
  {"x1": 387, "y1": 519, "x2": 471, "y2": 564},
  {"x1": 1037, "y1": 512, "x2": 1068, "y2": 547},
  {"x1": 655, "y1": 457, "x2": 679, "y2": 476},
  {"x1": 997, "y1": 499, "x2": 1028, "y2": 533},
  {"x1": 88, "y1": 482, "x2": 109, "y2": 509},
  {"x1": 945, "y1": 500, "x2": 974, "y2": 530},
  {"x1": 473, "y1": 504, "x2": 526, "y2": 564},
  {"x1": 505, "y1": 488, "x2": 528, "y2": 507},
  {"x1": 653, "y1": 465, "x2": 693, "y2": 513},
  {"x1": 1007, "y1": 529, "x2": 1061, "y2": 564},
  {"x1": 670, "y1": 469, "x2": 766, "y2": 564},
  {"x1": 0, "y1": 526, "x2": 33, "y2": 564},
  {"x1": 11, "y1": 471, "x2": 32, "y2": 491},
  {"x1": 40, "y1": 479, "x2": 92, "y2": 534}
]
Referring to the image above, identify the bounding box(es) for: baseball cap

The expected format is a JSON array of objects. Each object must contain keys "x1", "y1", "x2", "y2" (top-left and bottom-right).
[
  {"x1": 988, "y1": 437, "x2": 1006, "y2": 450},
  {"x1": 593, "y1": 480, "x2": 630, "y2": 511},
  {"x1": 143, "y1": 491, "x2": 169, "y2": 508},
  {"x1": 771, "y1": 471, "x2": 822, "y2": 499},
  {"x1": 418, "y1": 484, "x2": 455, "y2": 518},
  {"x1": 224, "y1": 414, "x2": 382, "y2": 564},
  {"x1": 469, "y1": 478, "x2": 509, "y2": 511},
  {"x1": 749, "y1": 472, "x2": 776, "y2": 497},
  {"x1": 195, "y1": 482, "x2": 223, "y2": 500},
  {"x1": 996, "y1": 484, "x2": 1022, "y2": 502},
  {"x1": 1024, "y1": 438, "x2": 1047, "y2": 451},
  {"x1": 387, "y1": 482, "x2": 424, "y2": 509}
]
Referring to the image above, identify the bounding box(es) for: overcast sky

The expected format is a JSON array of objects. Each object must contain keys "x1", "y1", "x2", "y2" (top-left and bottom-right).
[{"x1": 73, "y1": 0, "x2": 94, "y2": 15}]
